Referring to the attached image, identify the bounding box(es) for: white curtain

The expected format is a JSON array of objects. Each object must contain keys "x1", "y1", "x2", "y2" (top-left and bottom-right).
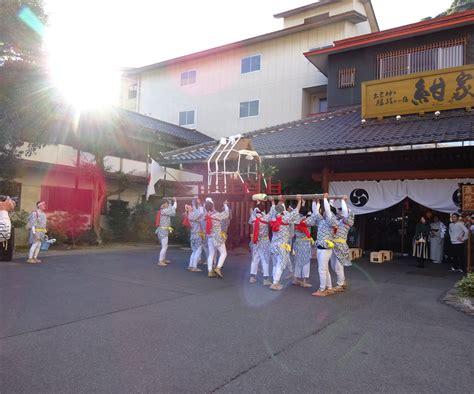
[
  {"x1": 406, "y1": 178, "x2": 472, "y2": 213},
  {"x1": 329, "y1": 180, "x2": 407, "y2": 214},
  {"x1": 329, "y1": 178, "x2": 473, "y2": 215}
]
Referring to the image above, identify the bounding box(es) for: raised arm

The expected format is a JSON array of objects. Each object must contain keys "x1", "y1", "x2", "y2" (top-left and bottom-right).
[
  {"x1": 215, "y1": 200, "x2": 230, "y2": 221},
  {"x1": 323, "y1": 195, "x2": 332, "y2": 220},
  {"x1": 340, "y1": 197, "x2": 349, "y2": 218}
]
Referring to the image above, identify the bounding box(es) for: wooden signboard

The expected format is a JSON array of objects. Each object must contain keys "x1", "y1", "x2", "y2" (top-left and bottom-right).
[
  {"x1": 362, "y1": 65, "x2": 474, "y2": 119},
  {"x1": 459, "y1": 183, "x2": 474, "y2": 274},
  {"x1": 459, "y1": 183, "x2": 474, "y2": 213}
]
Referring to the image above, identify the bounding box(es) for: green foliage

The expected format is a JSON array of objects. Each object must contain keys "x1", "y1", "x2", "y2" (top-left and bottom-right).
[
  {"x1": 0, "y1": 0, "x2": 47, "y2": 63},
  {"x1": 0, "y1": 1, "x2": 51, "y2": 179},
  {"x1": 456, "y1": 273, "x2": 474, "y2": 298},
  {"x1": 107, "y1": 200, "x2": 130, "y2": 241},
  {"x1": 445, "y1": 0, "x2": 474, "y2": 14},
  {"x1": 260, "y1": 162, "x2": 279, "y2": 178},
  {"x1": 10, "y1": 209, "x2": 28, "y2": 227},
  {"x1": 129, "y1": 200, "x2": 156, "y2": 242},
  {"x1": 169, "y1": 212, "x2": 189, "y2": 245},
  {"x1": 77, "y1": 228, "x2": 98, "y2": 246},
  {"x1": 424, "y1": 0, "x2": 474, "y2": 19}
]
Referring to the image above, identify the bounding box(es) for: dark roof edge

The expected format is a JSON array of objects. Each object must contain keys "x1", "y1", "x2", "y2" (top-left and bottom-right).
[{"x1": 118, "y1": 108, "x2": 214, "y2": 143}]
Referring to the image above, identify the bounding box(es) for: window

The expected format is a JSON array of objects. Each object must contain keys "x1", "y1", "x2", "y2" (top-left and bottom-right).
[
  {"x1": 338, "y1": 67, "x2": 356, "y2": 88},
  {"x1": 319, "y1": 98, "x2": 328, "y2": 113},
  {"x1": 377, "y1": 38, "x2": 466, "y2": 79},
  {"x1": 179, "y1": 110, "x2": 195, "y2": 126},
  {"x1": 239, "y1": 100, "x2": 259, "y2": 118},
  {"x1": 180, "y1": 70, "x2": 197, "y2": 86},
  {"x1": 241, "y1": 55, "x2": 261, "y2": 74},
  {"x1": 128, "y1": 84, "x2": 137, "y2": 99}
]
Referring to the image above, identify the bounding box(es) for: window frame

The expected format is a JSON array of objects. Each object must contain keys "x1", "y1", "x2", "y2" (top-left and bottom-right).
[
  {"x1": 240, "y1": 54, "x2": 262, "y2": 74},
  {"x1": 180, "y1": 69, "x2": 197, "y2": 86},
  {"x1": 239, "y1": 99, "x2": 260, "y2": 119},
  {"x1": 338, "y1": 67, "x2": 356, "y2": 89},
  {"x1": 377, "y1": 37, "x2": 466, "y2": 80},
  {"x1": 178, "y1": 109, "x2": 197, "y2": 127},
  {"x1": 318, "y1": 98, "x2": 328, "y2": 113},
  {"x1": 128, "y1": 83, "x2": 137, "y2": 99}
]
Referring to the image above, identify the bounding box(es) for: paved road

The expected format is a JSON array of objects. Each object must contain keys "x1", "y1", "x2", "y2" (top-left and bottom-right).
[{"x1": 0, "y1": 247, "x2": 472, "y2": 393}]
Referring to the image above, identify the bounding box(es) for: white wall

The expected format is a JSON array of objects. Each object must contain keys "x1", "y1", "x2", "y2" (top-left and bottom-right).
[{"x1": 127, "y1": 0, "x2": 374, "y2": 140}]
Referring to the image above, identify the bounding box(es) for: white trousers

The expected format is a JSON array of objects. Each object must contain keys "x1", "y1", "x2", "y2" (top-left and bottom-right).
[
  {"x1": 250, "y1": 247, "x2": 269, "y2": 277},
  {"x1": 295, "y1": 263, "x2": 310, "y2": 279},
  {"x1": 330, "y1": 252, "x2": 345, "y2": 286},
  {"x1": 29, "y1": 241, "x2": 41, "y2": 259},
  {"x1": 189, "y1": 245, "x2": 202, "y2": 268},
  {"x1": 159, "y1": 236, "x2": 169, "y2": 262},
  {"x1": 207, "y1": 239, "x2": 227, "y2": 271},
  {"x1": 271, "y1": 254, "x2": 285, "y2": 283},
  {"x1": 317, "y1": 249, "x2": 333, "y2": 290}
]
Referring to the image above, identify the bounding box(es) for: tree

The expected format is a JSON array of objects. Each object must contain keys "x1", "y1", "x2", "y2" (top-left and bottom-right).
[
  {"x1": 444, "y1": 0, "x2": 474, "y2": 15},
  {"x1": 422, "y1": 0, "x2": 474, "y2": 20},
  {"x1": 0, "y1": 0, "x2": 51, "y2": 179}
]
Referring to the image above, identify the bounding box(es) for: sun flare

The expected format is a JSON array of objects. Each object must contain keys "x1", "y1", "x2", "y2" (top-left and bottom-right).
[{"x1": 44, "y1": 4, "x2": 120, "y2": 111}]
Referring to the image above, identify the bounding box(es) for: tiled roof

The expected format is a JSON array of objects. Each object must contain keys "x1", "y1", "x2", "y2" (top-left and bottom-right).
[
  {"x1": 117, "y1": 108, "x2": 214, "y2": 145},
  {"x1": 159, "y1": 106, "x2": 474, "y2": 164}
]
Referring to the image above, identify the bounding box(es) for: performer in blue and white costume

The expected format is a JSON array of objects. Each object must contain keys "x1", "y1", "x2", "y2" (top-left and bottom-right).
[
  {"x1": 248, "y1": 201, "x2": 271, "y2": 286},
  {"x1": 293, "y1": 200, "x2": 317, "y2": 288},
  {"x1": 185, "y1": 197, "x2": 205, "y2": 272},
  {"x1": 330, "y1": 196, "x2": 354, "y2": 291},
  {"x1": 205, "y1": 198, "x2": 229, "y2": 278},
  {"x1": 155, "y1": 197, "x2": 177, "y2": 267},
  {"x1": 27, "y1": 201, "x2": 48, "y2": 264},
  {"x1": 311, "y1": 194, "x2": 338, "y2": 297},
  {"x1": 268, "y1": 195, "x2": 302, "y2": 291}
]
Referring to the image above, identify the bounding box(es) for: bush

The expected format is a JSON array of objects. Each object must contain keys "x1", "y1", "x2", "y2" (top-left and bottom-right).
[
  {"x1": 77, "y1": 228, "x2": 98, "y2": 246},
  {"x1": 10, "y1": 209, "x2": 29, "y2": 228},
  {"x1": 169, "y1": 212, "x2": 189, "y2": 245},
  {"x1": 47, "y1": 211, "x2": 89, "y2": 247},
  {"x1": 107, "y1": 200, "x2": 130, "y2": 241},
  {"x1": 456, "y1": 273, "x2": 474, "y2": 298},
  {"x1": 129, "y1": 200, "x2": 156, "y2": 242}
]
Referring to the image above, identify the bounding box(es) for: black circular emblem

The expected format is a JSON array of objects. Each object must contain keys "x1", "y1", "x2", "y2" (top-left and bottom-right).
[
  {"x1": 350, "y1": 189, "x2": 369, "y2": 207},
  {"x1": 452, "y1": 189, "x2": 461, "y2": 207}
]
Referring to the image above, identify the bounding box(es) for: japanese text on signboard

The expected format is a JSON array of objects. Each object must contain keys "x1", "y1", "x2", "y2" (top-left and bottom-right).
[{"x1": 362, "y1": 65, "x2": 474, "y2": 119}]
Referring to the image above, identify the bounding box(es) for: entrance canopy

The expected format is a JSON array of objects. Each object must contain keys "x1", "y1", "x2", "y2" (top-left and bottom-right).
[{"x1": 329, "y1": 178, "x2": 473, "y2": 214}]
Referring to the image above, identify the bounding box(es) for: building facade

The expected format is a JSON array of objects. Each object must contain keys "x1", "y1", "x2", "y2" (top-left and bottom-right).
[
  {"x1": 1, "y1": 108, "x2": 209, "y2": 245},
  {"x1": 158, "y1": 10, "x2": 474, "y2": 253},
  {"x1": 120, "y1": 0, "x2": 378, "y2": 139}
]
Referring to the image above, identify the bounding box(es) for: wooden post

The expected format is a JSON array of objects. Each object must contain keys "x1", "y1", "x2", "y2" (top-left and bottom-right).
[
  {"x1": 468, "y1": 230, "x2": 472, "y2": 274},
  {"x1": 322, "y1": 167, "x2": 329, "y2": 192}
]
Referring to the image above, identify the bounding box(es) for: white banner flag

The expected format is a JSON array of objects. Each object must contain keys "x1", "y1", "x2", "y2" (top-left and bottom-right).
[{"x1": 146, "y1": 159, "x2": 164, "y2": 200}]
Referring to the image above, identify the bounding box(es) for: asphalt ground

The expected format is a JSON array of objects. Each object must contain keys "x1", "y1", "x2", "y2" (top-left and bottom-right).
[{"x1": 0, "y1": 246, "x2": 472, "y2": 393}]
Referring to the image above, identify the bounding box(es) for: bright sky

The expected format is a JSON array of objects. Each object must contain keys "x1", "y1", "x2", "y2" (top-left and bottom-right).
[
  {"x1": 42, "y1": 0, "x2": 453, "y2": 109},
  {"x1": 45, "y1": 0, "x2": 453, "y2": 69}
]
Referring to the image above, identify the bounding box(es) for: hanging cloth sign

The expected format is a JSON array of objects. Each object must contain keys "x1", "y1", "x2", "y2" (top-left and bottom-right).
[
  {"x1": 329, "y1": 180, "x2": 407, "y2": 214},
  {"x1": 406, "y1": 178, "x2": 473, "y2": 213},
  {"x1": 329, "y1": 178, "x2": 474, "y2": 214}
]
